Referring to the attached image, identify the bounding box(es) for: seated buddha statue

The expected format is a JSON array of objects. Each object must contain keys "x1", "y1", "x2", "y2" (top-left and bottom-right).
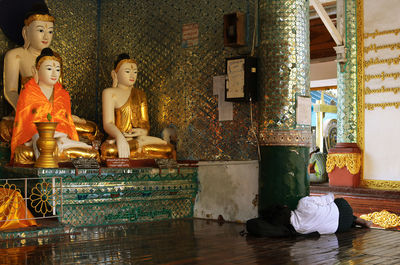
[
  {"x1": 10, "y1": 48, "x2": 99, "y2": 165},
  {"x1": 101, "y1": 54, "x2": 176, "y2": 160},
  {"x1": 1, "y1": 4, "x2": 100, "y2": 145}
]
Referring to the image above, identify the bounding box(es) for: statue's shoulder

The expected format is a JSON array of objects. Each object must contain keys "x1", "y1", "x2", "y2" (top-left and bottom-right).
[
  {"x1": 54, "y1": 83, "x2": 70, "y2": 97},
  {"x1": 4, "y1": 47, "x2": 25, "y2": 60},
  {"x1": 102, "y1": 87, "x2": 120, "y2": 101},
  {"x1": 102, "y1": 87, "x2": 116, "y2": 95}
]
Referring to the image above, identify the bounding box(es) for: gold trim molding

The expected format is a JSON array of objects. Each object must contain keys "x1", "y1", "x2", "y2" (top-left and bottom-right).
[
  {"x1": 361, "y1": 179, "x2": 400, "y2": 190},
  {"x1": 326, "y1": 153, "x2": 361, "y2": 175},
  {"x1": 259, "y1": 129, "x2": 312, "y2": 147},
  {"x1": 357, "y1": 0, "x2": 365, "y2": 183}
]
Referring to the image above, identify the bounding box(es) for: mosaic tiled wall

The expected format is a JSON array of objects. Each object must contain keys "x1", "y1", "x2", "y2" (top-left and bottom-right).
[
  {"x1": 258, "y1": 0, "x2": 310, "y2": 146},
  {"x1": 46, "y1": 0, "x2": 100, "y2": 123},
  {"x1": 0, "y1": 26, "x2": 17, "y2": 118},
  {"x1": 98, "y1": 0, "x2": 258, "y2": 160},
  {"x1": 337, "y1": 0, "x2": 358, "y2": 143},
  {"x1": 0, "y1": 0, "x2": 308, "y2": 160}
]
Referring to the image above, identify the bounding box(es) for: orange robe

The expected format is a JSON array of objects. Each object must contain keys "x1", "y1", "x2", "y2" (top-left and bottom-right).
[
  {"x1": 10, "y1": 78, "x2": 79, "y2": 160},
  {"x1": 0, "y1": 188, "x2": 37, "y2": 230}
]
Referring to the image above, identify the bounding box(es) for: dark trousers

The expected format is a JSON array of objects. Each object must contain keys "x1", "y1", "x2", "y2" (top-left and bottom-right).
[
  {"x1": 334, "y1": 198, "x2": 357, "y2": 233},
  {"x1": 247, "y1": 205, "x2": 300, "y2": 237}
]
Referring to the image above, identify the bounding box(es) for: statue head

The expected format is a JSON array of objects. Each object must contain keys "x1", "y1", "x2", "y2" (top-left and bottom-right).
[
  {"x1": 111, "y1": 53, "x2": 138, "y2": 88},
  {"x1": 34, "y1": 48, "x2": 62, "y2": 87},
  {"x1": 22, "y1": 3, "x2": 55, "y2": 50}
]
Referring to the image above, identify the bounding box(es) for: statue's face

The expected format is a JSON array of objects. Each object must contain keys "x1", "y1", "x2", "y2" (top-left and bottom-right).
[
  {"x1": 26, "y1": 20, "x2": 54, "y2": 50},
  {"x1": 38, "y1": 59, "x2": 61, "y2": 87},
  {"x1": 116, "y1": 62, "x2": 138, "y2": 87}
]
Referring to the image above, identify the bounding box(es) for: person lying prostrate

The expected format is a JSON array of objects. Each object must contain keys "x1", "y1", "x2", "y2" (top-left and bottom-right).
[{"x1": 246, "y1": 193, "x2": 372, "y2": 237}]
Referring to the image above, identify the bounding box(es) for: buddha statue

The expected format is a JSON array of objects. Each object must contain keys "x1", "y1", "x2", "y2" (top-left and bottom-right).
[
  {"x1": 1, "y1": 4, "x2": 100, "y2": 145},
  {"x1": 10, "y1": 48, "x2": 99, "y2": 165},
  {"x1": 101, "y1": 54, "x2": 176, "y2": 160}
]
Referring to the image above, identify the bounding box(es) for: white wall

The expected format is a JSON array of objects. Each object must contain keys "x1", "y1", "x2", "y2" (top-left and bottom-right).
[
  {"x1": 194, "y1": 161, "x2": 259, "y2": 223},
  {"x1": 363, "y1": 0, "x2": 400, "y2": 181},
  {"x1": 310, "y1": 60, "x2": 337, "y2": 81}
]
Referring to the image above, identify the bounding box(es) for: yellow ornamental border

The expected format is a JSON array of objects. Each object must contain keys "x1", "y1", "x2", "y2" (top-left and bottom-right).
[
  {"x1": 360, "y1": 210, "x2": 400, "y2": 229},
  {"x1": 326, "y1": 153, "x2": 361, "y2": 175}
]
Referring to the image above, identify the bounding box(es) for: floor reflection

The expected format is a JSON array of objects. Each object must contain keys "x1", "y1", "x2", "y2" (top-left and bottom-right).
[
  {"x1": 0, "y1": 219, "x2": 397, "y2": 264},
  {"x1": 0, "y1": 220, "x2": 197, "y2": 264},
  {"x1": 289, "y1": 234, "x2": 339, "y2": 264}
]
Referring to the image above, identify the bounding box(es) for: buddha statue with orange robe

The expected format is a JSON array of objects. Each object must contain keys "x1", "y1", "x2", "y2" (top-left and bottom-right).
[
  {"x1": 101, "y1": 54, "x2": 175, "y2": 160},
  {"x1": 10, "y1": 48, "x2": 99, "y2": 165},
  {"x1": 1, "y1": 4, "x2": 100, "y2": 146}
]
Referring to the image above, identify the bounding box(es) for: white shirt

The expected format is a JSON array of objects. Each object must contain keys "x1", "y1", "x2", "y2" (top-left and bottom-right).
[{"x1": 290, "y1": 193, "x2": 339, "y2": 234}]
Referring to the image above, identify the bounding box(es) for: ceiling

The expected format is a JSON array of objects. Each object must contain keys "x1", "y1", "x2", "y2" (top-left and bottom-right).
[{"x1": 310, "y1": 1, "x2": 337, "y2": 60}]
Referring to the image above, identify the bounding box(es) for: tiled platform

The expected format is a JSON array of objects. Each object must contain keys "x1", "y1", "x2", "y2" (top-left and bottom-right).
[
  {"x1": 0, "y1": 164, "x2": 198, "y2": 229},
  {"x1": 0, "y1": 218, "x2": 66, "y2": 241}
]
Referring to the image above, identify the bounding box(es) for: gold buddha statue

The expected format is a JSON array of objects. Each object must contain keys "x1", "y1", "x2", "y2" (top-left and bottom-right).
[
  {"x1": 1, "y1": 4, "x2": 100, "y2": 145},
  {"x1": 10, "y1": 48, "x2": 99, "y2": 165},
  {"x1": 101, "y1": 54, "x2": 176, "y2": 160}
]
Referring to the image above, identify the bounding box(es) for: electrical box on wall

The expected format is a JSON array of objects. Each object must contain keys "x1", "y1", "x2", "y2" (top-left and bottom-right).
[
  {"x1": 223, "y1": 12, "x2": 246, "y2": 47},
  {"x1": 225, "y1": 56, "x2": 257, "y2": 102}
]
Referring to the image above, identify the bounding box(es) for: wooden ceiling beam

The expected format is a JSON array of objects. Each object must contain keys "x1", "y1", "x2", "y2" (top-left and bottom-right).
[{"x1": 310, "y1": 0, "x2": 342, "y2": 45}]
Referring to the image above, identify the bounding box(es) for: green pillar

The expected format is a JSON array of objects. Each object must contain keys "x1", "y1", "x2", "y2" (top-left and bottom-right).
[
  {"x1": 337, "y1": 0, "x2": 357, "y2": 143},
  {"x1": 258, "y1": 0, "x2": 310, "y2": 211}
]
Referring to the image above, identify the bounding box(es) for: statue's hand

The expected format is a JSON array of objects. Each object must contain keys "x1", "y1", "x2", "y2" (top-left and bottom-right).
[
  {"x1": 123, "y1": 128, "x2": 147, "y2": 137},
  {"x1": 72, "y1": 114, "x2": 87, "y2": 124},
  {"x1": 56, "y1": 134, "x2": 91, "y2": 152},
  {"x1": 116, "y1": 135, "x2": 130, "y2": 158},
  {"x1": 32, "y1": 133, "x2": 40, "y2": 159}
]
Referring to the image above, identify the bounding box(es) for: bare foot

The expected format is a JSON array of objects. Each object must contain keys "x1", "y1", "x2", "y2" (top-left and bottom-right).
[{"x1": 355, "y1": 217, "x2": 373, "y2": 228}]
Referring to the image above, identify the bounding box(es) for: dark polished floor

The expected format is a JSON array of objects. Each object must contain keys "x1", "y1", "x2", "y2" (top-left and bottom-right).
[{"x1": 1, "y1": 219, "x2": 400, "y2": 265}]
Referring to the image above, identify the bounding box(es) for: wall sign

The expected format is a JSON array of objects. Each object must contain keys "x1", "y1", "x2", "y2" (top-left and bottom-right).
[{"x1": 182, "y1": 23, "x2": 199, "y2": 48}]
